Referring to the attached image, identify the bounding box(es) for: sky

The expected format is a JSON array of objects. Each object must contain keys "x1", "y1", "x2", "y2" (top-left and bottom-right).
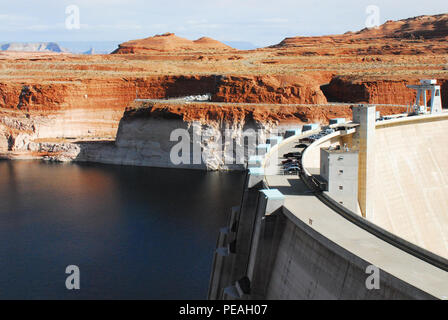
[{"x1": 0, "y1": 0, "x2": 447, "y2": 47}]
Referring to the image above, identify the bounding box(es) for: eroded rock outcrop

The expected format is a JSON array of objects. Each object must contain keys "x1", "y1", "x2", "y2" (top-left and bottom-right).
[
  {"x1": 113, "y1": 33, "x2": 233, "y2": 54},
  {"x1": 213, "y1": 75, "x2": 327, "y2": 104}
]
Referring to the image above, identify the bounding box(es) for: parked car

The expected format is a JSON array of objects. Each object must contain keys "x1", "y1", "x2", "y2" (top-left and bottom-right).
[
  {"x1": 295, "y1": 143, "x2": 309, "y2": 149},
  {"x1": 283, "y1": 152, "x2": 301, "y2": 158},
  {"x1": 284, "y1": 165, "x2": 300, "y2": 173},
  {"x1": 284, "y1": 161, "x2": 300, "y2": 168},
  {"x1": 282, "y1": 158, "x2": 299, "y2": 165}
]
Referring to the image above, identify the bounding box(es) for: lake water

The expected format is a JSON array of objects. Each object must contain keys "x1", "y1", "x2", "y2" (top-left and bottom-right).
[{"x1": 0, "y1": 160, "x2": 245, "y2": 299}]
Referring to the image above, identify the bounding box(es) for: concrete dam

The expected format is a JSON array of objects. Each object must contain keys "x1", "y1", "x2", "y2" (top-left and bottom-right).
[{"x1": 208, "y1": 104, "x2": 448, "y2": 299}]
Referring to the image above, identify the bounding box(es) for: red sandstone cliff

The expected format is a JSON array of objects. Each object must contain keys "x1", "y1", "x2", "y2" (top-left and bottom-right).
[
  {"x1": 123, "y1": 100, "x2": 407, "y2": 126},
  {"x1": 0, "y1": 74, "x2": 330, "y2": 114},
  {"x1": 324, "y1": 76, "x2": 448, "y2": 106},
  {"x1": 213, "y1": 75, "x2": 327, "y2": 104}
]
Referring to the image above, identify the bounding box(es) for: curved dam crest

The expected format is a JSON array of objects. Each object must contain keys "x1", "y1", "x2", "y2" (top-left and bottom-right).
[{"x1": 208, "y1": 110, "x2": 448, "y2": 300}]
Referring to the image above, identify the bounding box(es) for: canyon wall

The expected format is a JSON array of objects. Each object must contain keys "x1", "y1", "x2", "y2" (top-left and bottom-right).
[
  {"x1": 213, "y1": 75, "x2": 327, "y2": 104},
  {"x1": 6, "y1": 103, "x2": 279, "y2": 170},
  {"x1": 0, "y1": 74, "x2": 428, "y2": 143},
  {"x1": 0, "y1": 74, "x2": 328, "y2": 140},
  {"x1": 0, "y1": 101, "x2": 408, "y2": 170},
  {"x1": 324, "y1": 76, "x2": 448, "y2": 107},
  {"x1": 0, "y1": 76, "x2": 221, "y2": 138}
]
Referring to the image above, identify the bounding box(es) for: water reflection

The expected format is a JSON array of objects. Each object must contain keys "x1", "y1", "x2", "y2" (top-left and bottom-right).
[{"x1": 0, "y1": 160, "x2": 244, "y2": 299}]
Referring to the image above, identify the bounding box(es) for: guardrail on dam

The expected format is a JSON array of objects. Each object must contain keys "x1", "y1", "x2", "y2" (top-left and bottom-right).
[{"x1": 208, "y1": 109, "x2": 448, "y2": 300}]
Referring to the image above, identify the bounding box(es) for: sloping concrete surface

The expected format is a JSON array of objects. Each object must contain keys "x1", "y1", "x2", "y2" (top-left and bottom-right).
[
  {"x1": 374, "y1": 115, "x2": 448, "y2": 259},
  {"x1": 265, "y1": 136, "x2": 448, "y2": 299}
]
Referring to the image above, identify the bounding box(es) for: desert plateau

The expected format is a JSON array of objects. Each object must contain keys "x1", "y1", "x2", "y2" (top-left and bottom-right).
[{"x1": 0, "y1": 13, "x2": 447, "y2": 168}]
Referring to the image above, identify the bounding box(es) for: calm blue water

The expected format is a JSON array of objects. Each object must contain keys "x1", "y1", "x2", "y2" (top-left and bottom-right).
[{"x1": 0, "y1": 160, "x2": 244, "y2": 299}]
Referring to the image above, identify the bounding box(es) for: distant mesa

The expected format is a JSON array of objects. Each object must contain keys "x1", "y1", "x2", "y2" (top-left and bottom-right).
[
  {"x1": 272, "y1": 13, "x2": 448, "y2": 48},
  {"x1": 0, "y1": 42, "x2": 69, "y2": 53},
  {"x1": 83, "y1": 48, "x2": 95, "y2": 55},
  {"x1": 112, "y1": 32, "x2": 234, "y2": 54}
]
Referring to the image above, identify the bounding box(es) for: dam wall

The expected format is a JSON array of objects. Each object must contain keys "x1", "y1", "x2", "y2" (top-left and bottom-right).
[
  {"x1": 373, "y1": 114, "x2": 448, "y2": 259},
  {"x1": 264, "y1": 208, "x2": 431, "y2": 299},
  {"x1": 209, "y1": 170, "x2": 436, "y2": 300},
  {"x1": 208, "y1": 120, "x2": 448, "y2": 300}
]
